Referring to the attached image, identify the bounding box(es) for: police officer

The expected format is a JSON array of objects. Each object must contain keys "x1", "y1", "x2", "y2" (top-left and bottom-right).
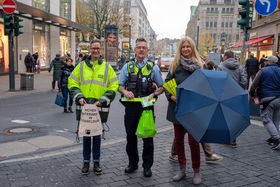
[
  {"x1": 68, "y1": 39, "x2": 119, "y2": 175},
  {"x1": 118, "y1": 37, "x2": 164, "y2": 177}
]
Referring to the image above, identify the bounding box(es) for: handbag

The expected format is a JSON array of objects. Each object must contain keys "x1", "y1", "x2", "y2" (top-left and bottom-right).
[
  {"x1": 55, "y1": 92, "x2": 65, "y2": 107},
  {"x1": 136, "y1": 110, "x2": 157, "y2": 138}
]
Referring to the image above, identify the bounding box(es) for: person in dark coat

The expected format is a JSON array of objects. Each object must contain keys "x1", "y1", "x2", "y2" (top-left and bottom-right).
[
  {"x1": 60, "y1": 57, "x2": 75, "y2": 113},
  {"x1": 249, "y1": 55, "x2": 280, "y2": 150},
  {"x1": 164, "y1": 36, "x2": 202, "y2": 184},
  {"x1": 259, "y1": 54, "x2": 266, "y2": 68},
  {"x1": 245, "y1": 54, "x2": 259, "y2": 89},
  {"x1": 24, "y1": 52, "x2": 34, "y2": 73},
  {"x1": 49, "y1": 54, "x2": 64, "y2": 90}
]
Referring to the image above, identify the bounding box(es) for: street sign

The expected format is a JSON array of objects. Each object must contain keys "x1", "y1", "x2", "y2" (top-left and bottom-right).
[
  {"x1": 2, "y1": 0, "x2": 17, "y2": 14},
  {"x1": 255, "y1": 0, "x2": 278, "y2": 16}
]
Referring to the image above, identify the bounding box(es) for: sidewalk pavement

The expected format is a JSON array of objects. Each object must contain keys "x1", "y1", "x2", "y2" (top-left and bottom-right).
[
  {"x1": 1, "y1": 72, "x2": 280, "y2": 186},
  {"x1": 0, "y1": 121, "x2": 280, "y2": 186},
  {"x1": 0, "y1": 71, "x2": 52, "y2": 99}
]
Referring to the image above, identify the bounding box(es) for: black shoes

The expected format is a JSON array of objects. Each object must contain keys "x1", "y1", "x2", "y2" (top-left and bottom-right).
[
  {"x1": 124, "y1": 165, "x2": 138, "y2": 173},
  {"x1": 143, "y1": 168, "x2": 152, "y2": 177},
  {"x1": 81, "y1": 162, "x2": 89, "y2": 175},
  {"x1": 93, "y1": 162, "x2": 102, "y2": 175},
  {"x1": 68, "y1": 107, "x2": 74, "y2": 113},
  {"x1": 271, "y1": 139, "x2": 280, "y2": 150},
  {"x1": 266, "y1": 137, "x2": 274, "y2": 145},
  {"x1": 64, "y1": 108, "x2": 68, "y2": 113}
]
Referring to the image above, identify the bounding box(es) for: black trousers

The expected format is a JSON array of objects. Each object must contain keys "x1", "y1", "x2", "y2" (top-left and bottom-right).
[{"x1": 124, "y1": 102, "x2": 154, "y2": 169}]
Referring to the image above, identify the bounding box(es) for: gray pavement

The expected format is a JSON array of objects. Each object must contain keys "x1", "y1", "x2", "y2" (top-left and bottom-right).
[{"x1": 0, "y1": 72, "x2": 280, "y2": 186}]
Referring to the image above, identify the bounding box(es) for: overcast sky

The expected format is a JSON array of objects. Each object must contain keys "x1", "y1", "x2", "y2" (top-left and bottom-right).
[{"x1": 142, "y1": 0, "x2": 200, "y2": 39}]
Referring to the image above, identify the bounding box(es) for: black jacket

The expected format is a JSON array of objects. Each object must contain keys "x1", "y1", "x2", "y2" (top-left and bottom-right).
[{"x1": 60, "y1": 64, "x2": 74, "y2": 88}]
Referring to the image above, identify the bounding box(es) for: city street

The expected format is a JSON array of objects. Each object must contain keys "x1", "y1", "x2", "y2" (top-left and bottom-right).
[{"x1": 0, "y1": 72, "x2": 279, "y2": 186}]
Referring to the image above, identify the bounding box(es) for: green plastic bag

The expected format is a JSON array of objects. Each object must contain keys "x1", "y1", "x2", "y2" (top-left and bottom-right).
[{"x1": 136, "y1": 110, "x2": 157, "y2": 138}]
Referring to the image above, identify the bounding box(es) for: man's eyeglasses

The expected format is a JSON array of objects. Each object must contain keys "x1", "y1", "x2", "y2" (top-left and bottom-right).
[
  {"x1": 90, "y1": 48, "x2": 101, "y2": 51},
  {"x1": 136, "y1": 46, "x2": 147, "y2": 50}
]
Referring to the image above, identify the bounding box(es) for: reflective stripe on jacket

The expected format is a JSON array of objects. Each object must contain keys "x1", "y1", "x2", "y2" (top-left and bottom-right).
[{"x1": 68, "y1": 59, "x2": 118, "y2": 100}]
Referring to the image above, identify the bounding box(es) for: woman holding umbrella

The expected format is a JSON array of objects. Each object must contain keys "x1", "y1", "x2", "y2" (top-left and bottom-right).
[{"x1": 164, "y1": 36, "x2": 203, "y2": 184}]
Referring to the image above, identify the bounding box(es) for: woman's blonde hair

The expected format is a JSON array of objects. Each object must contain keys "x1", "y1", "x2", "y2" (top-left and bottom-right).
[{"x1": 169, "y1": 36, "x2": 203, "y2": 74}]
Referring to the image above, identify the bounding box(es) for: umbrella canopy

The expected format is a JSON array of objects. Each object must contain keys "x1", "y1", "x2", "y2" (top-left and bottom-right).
[{"x1": 175, "y1": 69, "x2": 250, "y2": 144}]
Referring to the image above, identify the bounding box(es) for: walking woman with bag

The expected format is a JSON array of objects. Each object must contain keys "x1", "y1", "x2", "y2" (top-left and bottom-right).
[
  {"x1": 164, "y1": 36, "x2": 203, "y2": 185},
  {"x1": 60, "y1": 57, "x2": 75, "y2": 113}
]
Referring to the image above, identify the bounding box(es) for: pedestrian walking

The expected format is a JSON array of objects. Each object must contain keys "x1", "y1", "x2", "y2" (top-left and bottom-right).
[
  {"x1": 245, "y1": 53, "x2": 259, "y2": 89},
  {"x1": 217, "y1": 50, "x2": 247, "y2": 147},
  {"x1": 60, "y1": 57, "x2": 75, "y2": 113},
  {"x1": 164, "y1": 36, "x2": 202, "y2": 184},
  {"x1": 24, "y1": 52, "x2": 34, "y2": 73},
  {"x1": 68, "y1": 39, "x2": 119, "y2": 175},
  {"x1": 217, "y1": 50, "x2": 247, "y2": 89},
  {"x1": 49, "y1": 54, "x2": 64, "y2": 90},
  {"x1": 249, "y1": 55, "x2": 280, "y2": 150},
  {"x1": 118, "y1": 37, "x2": 164, "y2": 178},
  {"x1": 259, "y1": 54, "x2": 266, "y2": 68},
  {"x1": 33, "y1": 52, "x2": 40, "y2": 73}
]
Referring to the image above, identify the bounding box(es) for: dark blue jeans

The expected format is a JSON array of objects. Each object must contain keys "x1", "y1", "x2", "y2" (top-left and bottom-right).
[
  {"x1": 61, "y1": 87, "x2": 73, "y2": 109},
  {"x1": 83, "y1": 135, "x2": 101, "y2": 163}
]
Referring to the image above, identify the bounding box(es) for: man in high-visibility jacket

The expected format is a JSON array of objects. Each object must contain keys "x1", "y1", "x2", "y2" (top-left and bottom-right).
[
  {"x1": 119, "y1": 37, "x2": 164, "y2": 177},
  {"x1": 68, "y1": 39, "x2": 118, "y2": 175}
]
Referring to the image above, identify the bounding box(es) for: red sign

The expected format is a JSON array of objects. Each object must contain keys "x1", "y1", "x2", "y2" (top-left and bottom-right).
[{"x1": 2, "y1": 0, "x2": 17, "y2": 14}]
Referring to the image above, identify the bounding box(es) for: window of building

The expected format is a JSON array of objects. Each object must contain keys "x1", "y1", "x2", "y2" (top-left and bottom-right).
[
  {"x1": 214, "y1": 22, "x2": 217, "y2": 27},
  {"x1": 215, "y1": 8, "x2": 218, "y2": 13},
  {"x1": 222, "y1": 8, "x2": 225, "y2": 13},
  {"x1": 236, "y1": 34, "x2": 239, "y2": 42},
  {"x1": 230, "y1": 8, "x2": 234, "y2": 13},
  {"x1": 210, "y1": 22, "x2": 213, "y2": 28},
  {"x1": 211, "y1": 8, "x2": 214, "y2": 13},
  {"x1": 206, "y1": 22, "x2": 209, "y2": 27},
  {"x1": 221, "y1": 22, "x2": 224, "y2": 27},
  {"x1": 60, "y1": 0, "x2": 71, "y2": 19},
  {"x1": 210, "y1": 0, "x2": 217, "y2": 5},
  {"x1": 207, "y1": 8, "x2": 210, "y2": 13},
  {"x1": 33, "y1": 0, "x2": 50, "y2": 12},
  {"x1": 225, "y1": 22, "x2": 228, "y2": 27},
  {"x1": 224, "y1": 0, "x2": 231, "y2": 5},
  {"x1": 229, "y1": 22, "x2": 232, "y2": 27}
]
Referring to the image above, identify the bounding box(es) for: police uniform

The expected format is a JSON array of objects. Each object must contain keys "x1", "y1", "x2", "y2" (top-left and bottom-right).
[{"x1": 119, "y1": 58, "x2": 163, "y2": 171}]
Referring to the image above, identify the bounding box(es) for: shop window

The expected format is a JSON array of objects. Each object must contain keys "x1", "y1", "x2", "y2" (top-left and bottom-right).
[
  {"x1": 60, "y1": 28, "x2": 71, "y2": 57},
  {"x1": 33, "y1": 0, "x2": 50, "y2": 12},
  {"x1": 60, "y1": 0, "x2": 71, "y2": 20},
  {"x1": 33, "y1": 23, "x2": 50, "y2": 67},
  {"x1": 0, "y1": 25, "x2": 9, "y2": 73}
]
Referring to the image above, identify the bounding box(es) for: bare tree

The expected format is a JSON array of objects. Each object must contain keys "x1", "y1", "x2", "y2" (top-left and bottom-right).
[{"x1": 77, "y1": 0, "x2": 131, "y2": 39}]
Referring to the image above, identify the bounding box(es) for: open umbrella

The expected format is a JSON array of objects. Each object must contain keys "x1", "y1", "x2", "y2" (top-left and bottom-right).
[{"x1": 175, "y1": 69, "x2": 250, "y2": 144}]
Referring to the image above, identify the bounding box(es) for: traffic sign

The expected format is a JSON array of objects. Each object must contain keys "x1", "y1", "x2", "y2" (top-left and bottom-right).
[
  {"x1": 255, "y1": 0, "x2": 278, "y2": 16},
  {"x1": 2, "y1": 0, "x2": 17, "y2": 14}
]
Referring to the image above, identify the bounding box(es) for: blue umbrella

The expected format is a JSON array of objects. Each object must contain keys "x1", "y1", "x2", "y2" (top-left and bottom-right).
[{"x1": 175, "y1": 69, "x2": 250, "y2": 144}]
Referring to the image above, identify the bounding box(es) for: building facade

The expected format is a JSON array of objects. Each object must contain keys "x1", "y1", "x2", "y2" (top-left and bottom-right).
[
  {"x1": 0, "y1": 0, "x2": 89, "y2": 74},
  {"x1": 247, "y1": 2, "x2": 280, "y2": 59},
  {"x1": 186, "y1": 0, "x2": 242, "y2": 54}
]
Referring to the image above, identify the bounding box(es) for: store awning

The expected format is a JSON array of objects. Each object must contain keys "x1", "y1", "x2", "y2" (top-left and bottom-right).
[
  {"x1": 246, "y1": 35, "x2": 274, "y2": 45},
  {"x1": 228, "y1": 35, "x2": 274, "y2": 48},
  {"x1": 230, "y1": 41, "x2": 243, "y2": 48}
]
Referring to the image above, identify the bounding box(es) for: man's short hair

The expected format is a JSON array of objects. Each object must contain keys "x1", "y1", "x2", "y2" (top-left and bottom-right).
[
  {"x1": 90, "y1": 39, "x2": 101, "y2": 45},
  {"x1": 136, "y1": 37, "x2": 147, "y2": 43},
  {"x1": 224, "y1": 51, "x2": 234, "y2": 59}
]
